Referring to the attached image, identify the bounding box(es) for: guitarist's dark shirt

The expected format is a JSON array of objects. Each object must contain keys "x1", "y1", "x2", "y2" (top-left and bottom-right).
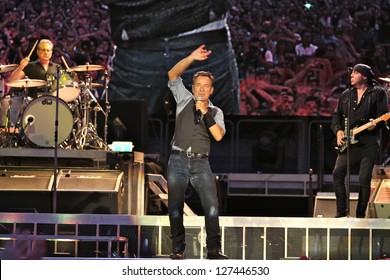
[{"x1": 331, "y1": 84, "x2": 388, "y2": 147}]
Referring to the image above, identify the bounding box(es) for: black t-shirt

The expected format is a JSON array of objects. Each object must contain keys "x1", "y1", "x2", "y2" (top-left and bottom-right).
[{"x1": 22, "y1": 60, "x2": 60, "y2": 98}]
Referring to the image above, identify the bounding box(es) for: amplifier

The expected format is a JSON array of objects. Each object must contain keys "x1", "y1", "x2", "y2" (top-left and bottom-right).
[
  {"x1": 313, "y1": 192, "x2": 358, "y2": 218},
  {"x1": 56, "y1": 170, "x2": 124, "y2": 214},
  {"x1": 0, "y1": 169, "x2": 52, "y2": 212},
  {"x1": 0, "y1": 169, "x2": 125, "y2": 214},
  {"x1": 374, "y1": 179, "x2": 390, "y2": 219}
]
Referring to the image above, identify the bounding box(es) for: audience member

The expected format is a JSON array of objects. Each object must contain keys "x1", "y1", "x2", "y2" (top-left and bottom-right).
[
  {"x1": 268, "y1": 91, "x2": 296, "y2": 116},
  {"x1": 324, "y1": 42, "x2": 349, "y2": 83},
  {"x1": 295, "y1": 30, "x2": 318, "y2": 61},
  {"x1": 0, "y1": 238, "x2": 46, "y2": 260}
]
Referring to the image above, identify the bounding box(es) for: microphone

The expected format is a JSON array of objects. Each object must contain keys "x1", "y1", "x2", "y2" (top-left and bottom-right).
[{"x1": 195, "y1": 96, "x2": 203, "y2": 124}]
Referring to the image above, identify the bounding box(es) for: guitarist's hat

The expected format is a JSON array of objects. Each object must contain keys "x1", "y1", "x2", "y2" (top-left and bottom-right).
[{"x1": 348, "y1": 64, "x2": 375, "y2": 79}]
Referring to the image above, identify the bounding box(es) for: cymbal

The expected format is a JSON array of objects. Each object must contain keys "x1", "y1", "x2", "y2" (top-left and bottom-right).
[
  {"x1": 69, "y1": 64, "x2": 105, "y2": 72},
  {"x1": 6, "y1": 78, "x2": 47, "y2": 88},
  {"x1": 379, "y1": 77, "x2": 390, "y2": 83},
  {"x1": 0, "y1": 64, "x2": 18, "y2": 73}
]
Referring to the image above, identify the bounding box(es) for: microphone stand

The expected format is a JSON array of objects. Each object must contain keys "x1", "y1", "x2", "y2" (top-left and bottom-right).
[
  {"x1": 51, "y1": 65, "x2": 61, "y2": 214},
  {"x1": 345, "y1": 92, "x2": 352, "y2": 217},
  {"x1": 316, "y1": 105, "x2": 324, "y2": 193},
  {"x1": 103, "y1": 70, "x2": 110, "y2": 148}
]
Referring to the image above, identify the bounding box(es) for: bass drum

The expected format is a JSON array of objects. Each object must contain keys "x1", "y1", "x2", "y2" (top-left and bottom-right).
[{"x1": 22, "y1": 95, "x2": 73, "y2": 147}]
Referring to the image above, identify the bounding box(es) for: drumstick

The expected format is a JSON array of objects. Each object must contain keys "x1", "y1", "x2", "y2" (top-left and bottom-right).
[
  {"x1": 61, "y1": 56, "x2": 70, "y2": 70},
  {"x1": 27, "y1": 40, "x2": 39, "y2": 59}
]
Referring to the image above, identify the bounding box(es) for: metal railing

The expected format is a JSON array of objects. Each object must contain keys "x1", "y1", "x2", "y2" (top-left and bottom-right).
[{"x1": 0, "y1": 213, "x2": 389, "y2": 260}]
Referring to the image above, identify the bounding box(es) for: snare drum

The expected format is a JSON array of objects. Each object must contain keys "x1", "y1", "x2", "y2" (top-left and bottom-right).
[
  {"x1": 22, "y1": 95, "x2": 73, "y2": 147},
  {"x1": 48, "y1": 70, "x2": 79, "y2": 102}
]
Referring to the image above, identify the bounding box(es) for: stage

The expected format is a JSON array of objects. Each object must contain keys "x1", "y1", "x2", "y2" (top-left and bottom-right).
[
  {"x1": 0, "y1": 148, "x2": 389, "y2": 260},
  {"x1": 0, "y1": 213, "x2": 389, "y2": 260}
]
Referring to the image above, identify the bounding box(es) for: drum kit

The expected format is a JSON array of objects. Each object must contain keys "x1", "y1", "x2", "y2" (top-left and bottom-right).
[
  {"x1": 379, "y1": 77, "x2": 390, "y2": 83},
  {"x1": 0, "y1": 63, "x2": 110, "y2": 150}
]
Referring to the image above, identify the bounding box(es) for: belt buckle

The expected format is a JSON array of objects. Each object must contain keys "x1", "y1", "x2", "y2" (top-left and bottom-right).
[{"x1": 186, "y1": 151, "x2": 193, "y2": 158}]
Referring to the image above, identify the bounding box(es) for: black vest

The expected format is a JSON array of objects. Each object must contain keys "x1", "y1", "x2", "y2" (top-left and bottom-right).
[{"x1": 173, "y1": 100, "x2": 217, "y2": 155}]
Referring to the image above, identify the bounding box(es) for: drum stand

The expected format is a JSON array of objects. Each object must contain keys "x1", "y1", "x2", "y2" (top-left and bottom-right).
[
  {"x1": 101, "y1": 69, "x2": 110, "y2": 146},
  {"x1": 73, "y1": 75, "x2": 108, "y2": 150},
  {"x1": 1, "y1": 88, "x2": 30, "y2": 148}
]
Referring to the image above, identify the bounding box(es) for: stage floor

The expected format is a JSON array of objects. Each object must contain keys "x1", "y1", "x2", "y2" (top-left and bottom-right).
[{"x1": 0, "y1": 213, "x2": 389, "y2": 260}]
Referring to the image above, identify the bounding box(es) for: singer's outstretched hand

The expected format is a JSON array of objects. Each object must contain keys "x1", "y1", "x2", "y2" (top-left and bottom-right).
[
  {"x1": 190, "y1": 45, "x2": 212, "y2": 61},
  {"x1": 168, "y1": 45, "x2": 211, "y2": 80}
]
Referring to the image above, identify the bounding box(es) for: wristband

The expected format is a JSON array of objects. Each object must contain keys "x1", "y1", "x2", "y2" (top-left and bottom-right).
[{"x1": 203, "y1": 111, "x2": 216, "y2": 128}]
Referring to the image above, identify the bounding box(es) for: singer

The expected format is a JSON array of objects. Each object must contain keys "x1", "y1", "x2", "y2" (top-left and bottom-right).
[
  {"x1": 331, "y1": 64, "x2": 388, "y2": 218},
  {"x1": 166, "y1": 45, "x2": 227, "y2": 259}
]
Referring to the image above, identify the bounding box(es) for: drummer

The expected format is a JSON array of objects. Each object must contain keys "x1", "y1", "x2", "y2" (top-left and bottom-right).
[{"x1": 9, "y1": 39, "x2": 60, "y2": 99}]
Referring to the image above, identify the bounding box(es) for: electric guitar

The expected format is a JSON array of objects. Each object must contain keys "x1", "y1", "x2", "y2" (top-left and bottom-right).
[{"x1": 337, "y1": 113, "x2": 390, "y2": 153}]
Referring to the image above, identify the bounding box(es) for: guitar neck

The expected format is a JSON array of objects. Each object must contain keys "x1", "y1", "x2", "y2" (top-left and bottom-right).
[{"x1": 352, "y1": 116, "x2": 383, "y2": 135}]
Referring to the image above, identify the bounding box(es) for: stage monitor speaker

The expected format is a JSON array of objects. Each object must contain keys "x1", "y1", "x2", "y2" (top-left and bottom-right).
[
  {"x1": 0, "y1": 169, "x2": 53, "y2": 212},
  {"x1": 97, "y1": 99, "x2": 148, "y2": 152},
  {"x1": 56, "y1": 170, "x2": 125, "y2": 214},
  {"x1": 0, "y1": 169, "x2": 125, "y2": 214},
  {"x1": 367, "y1": 179, "x2": 382, "y2": 218},
  {"x1": 372, "y1": 165, "x2": 390, "y2": 179},
  {"x1": 374, "y1": 179, "x2": 390, "y2": 218},
  {"x1": 313, "y1": 192, "x2": 358, "y2": 218}
]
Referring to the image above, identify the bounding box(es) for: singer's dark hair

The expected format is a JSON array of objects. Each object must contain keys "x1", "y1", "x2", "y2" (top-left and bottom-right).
[{"x1": 193, "y1": 71, "x2": 215, "y2": 86}]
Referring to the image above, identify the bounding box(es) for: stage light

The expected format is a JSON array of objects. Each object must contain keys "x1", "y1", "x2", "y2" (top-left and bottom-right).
[{"x1": 304, "y1": 2, "x2": 313, "y2": 9}]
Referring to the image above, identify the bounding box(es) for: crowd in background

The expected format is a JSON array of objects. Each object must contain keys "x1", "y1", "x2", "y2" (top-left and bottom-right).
[
  {"x1": 0, "y1": 0, "x2": 111, "y2": 98},
  {"x1": 229, "y1": 0, "x2": 390, "y2": 116},
  {"x1": 0, "y1": 0, "x2": 390, "y2": 116},
  {"x1": 0, "y1": 1, "x2": 111, "y2": 67}
]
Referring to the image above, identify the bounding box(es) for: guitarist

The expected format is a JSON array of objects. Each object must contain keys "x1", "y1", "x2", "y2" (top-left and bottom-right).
[{"x1": 331, "y1": 64, "x2": 388, "y2": 218}]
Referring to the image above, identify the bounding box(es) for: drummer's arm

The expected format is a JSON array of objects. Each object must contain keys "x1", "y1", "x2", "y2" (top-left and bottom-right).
[{"x1": 9, "y1": 57, "x2": 29, "y2": 82}]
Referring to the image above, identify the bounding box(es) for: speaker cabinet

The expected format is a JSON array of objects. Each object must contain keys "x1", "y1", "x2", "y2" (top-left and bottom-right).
[
  {"x1": 367, "y1": 179, "x2": 382, "y2": 218},
  {"x1": 56, "y1": 170, "x2": 124, "y2": 214},
  {"x1": 313, "y1": 192, "x2": 358, "y2": 218},
  {"x1": 0, "y1": 169, "x2": 124, "y2": 214},
  {"x1": 0, "y1": 169, "x2": 52, "y2": 212},
  {"x1": 374, "y1": 179, "x2": 390, "y2": 218}
]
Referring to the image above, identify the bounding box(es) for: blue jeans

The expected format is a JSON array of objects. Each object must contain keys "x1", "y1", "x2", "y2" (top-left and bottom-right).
[
  {"x1": 332, "y1": 144, "x2": 378, "y2": 217},
  {"x1": 167, "y1": 154, "x2": 221, "y2": 252},
  {"x1": 109, "y1": 41, "x2": 239, "y2": 115}
]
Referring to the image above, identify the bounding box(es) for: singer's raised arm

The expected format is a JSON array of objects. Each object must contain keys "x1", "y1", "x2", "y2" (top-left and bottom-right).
[{"x1": 168, "y1": 45, "x2": 212, "y2": 81}]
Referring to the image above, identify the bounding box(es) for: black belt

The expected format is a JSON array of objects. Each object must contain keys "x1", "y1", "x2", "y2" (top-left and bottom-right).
[
  {"x1": 171, "y1": 150, "x2": 208, "y2": 159},
  {"x1": 117, "y1": 29, "x2": 227, "y2": 51}
]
